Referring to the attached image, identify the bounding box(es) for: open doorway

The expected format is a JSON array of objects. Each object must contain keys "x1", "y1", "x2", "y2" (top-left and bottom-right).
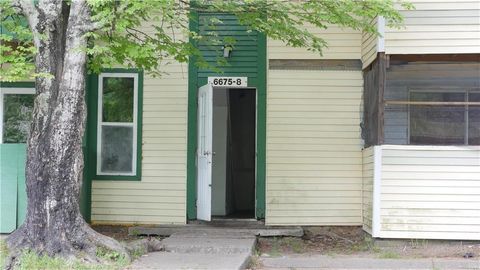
[{"x1": 211, "y1": 88, "x2": 256, "y2": 219}]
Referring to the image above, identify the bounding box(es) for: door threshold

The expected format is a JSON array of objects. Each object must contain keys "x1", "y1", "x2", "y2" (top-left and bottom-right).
[{"x1": 189, "y1": 218, "x2": 264, "y2": 227}]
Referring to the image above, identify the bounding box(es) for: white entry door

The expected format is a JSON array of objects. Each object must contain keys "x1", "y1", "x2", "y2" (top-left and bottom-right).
[{"x1": 196, "y1": 83, "x2": 213, "y2": 221}]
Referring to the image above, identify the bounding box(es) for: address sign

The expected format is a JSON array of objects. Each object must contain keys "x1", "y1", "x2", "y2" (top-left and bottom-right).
[{"x1": 208, "y1": 77, "x2": 247, "y2": 87}]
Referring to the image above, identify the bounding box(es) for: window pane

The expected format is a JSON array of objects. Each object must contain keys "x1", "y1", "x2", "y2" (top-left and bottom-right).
[
  {"x1": 101, "y1": 126, "x2": 133, "y2": 173},
  {"x1": 410, "y1": 92, "x2": 465, "y2": 145},
  {"x1": 102, "y1": 77, "x2": 134, "y2": 122},
  {"x1": 3, "y1": 94, "x2": 34, "y2": 143},
  {"x1": 469, "y1": 93, "x2": 480, "y2": 145}
]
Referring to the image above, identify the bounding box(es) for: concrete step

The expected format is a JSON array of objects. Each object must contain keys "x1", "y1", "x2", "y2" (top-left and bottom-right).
[
  {"x1": 129, "y1": 225, "x2": 304, "y2": 238},
  {"x1": 190, "y1": 218, "x2": 264, "y2": 227},
  {"x1": 162, "y1": 233, "x2": 256, "y2": 254},
  {"x1": 128, "y1": 251, "x2": 252, "y2": 270}
]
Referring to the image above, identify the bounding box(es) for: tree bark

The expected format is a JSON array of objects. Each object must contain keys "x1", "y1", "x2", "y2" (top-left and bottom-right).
[{"x1": 6, "y1": 0, "x2": 128, "y2": 267}]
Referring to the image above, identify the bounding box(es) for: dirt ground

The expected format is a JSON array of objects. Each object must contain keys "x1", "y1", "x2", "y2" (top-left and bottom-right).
[
  {"x1": 92, "y1": 225, "x2": 145, "y2": 242},
  {"x1": 92, "y1": 225, "x2": 480, "y2": 260},
  {"x1": 257, "y1": 226, "x2": 480, "y2": 259}
]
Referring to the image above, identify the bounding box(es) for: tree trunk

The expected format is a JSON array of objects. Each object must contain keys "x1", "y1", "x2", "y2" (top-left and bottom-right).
[{"x1": 6, "y1": 0, "x2": 128, "y2": 267}]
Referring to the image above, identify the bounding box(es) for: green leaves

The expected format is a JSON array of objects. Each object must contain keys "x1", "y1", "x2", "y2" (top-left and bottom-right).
[
  {"x1": 0, "y1": 1, "x2": 35, "y2": 81},
  {"x1": 1, "y1": 0, "x2": 409, "y2": 80},
  {"x1": 85, "y1": 0, "x2": 194, "y2": 76}
]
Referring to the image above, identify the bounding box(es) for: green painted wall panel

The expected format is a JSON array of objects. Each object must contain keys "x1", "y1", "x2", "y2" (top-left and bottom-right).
[
  {"x1": 1, "y1": 144, "x2": 18, "y2": 233},
  {"x1": 197, "y1": 13, "x2": 260, "y2": 87},
  {"x1": 0, "y1": 144, "x2": 26, "y2": 233}
]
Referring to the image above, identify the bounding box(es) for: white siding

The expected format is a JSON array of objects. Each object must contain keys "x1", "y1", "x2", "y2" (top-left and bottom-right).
[
  {"x1": 361, "y1": 18, "x2": 379, "y2": 68},
  {"x1": 268, "y1": 25, "x2": 361, "y2": 60},
  {"x1": 378, "y1": 145, "x2": 480, "y2": 240},
  {"x1": 91, "y1": 64, "x2": 188, "y2": 225},
  {"x1": 385, "y1": 0, "x2": 480, "y2": 54},
  {"x1": 362, "y1": 147, "x2": 374, "y2": 234},
  {"x1": 266, "y1": 70, "x2": 364, "y2": 225}
]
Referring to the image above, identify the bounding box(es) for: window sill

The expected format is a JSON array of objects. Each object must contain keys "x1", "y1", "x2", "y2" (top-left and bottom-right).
[{"x1": 93, "y1": 174, "x2": 141, "y2": 181}]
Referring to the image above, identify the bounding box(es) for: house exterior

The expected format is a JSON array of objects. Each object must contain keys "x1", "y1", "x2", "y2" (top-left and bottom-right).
[{"x1": 1, "y1": 0, "x2": 479, "y2": 240}]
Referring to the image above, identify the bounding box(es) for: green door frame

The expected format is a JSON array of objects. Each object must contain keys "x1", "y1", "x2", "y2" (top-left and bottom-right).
[{"x1": 186, "y1": 11, "x2": 266, "y2": 220}]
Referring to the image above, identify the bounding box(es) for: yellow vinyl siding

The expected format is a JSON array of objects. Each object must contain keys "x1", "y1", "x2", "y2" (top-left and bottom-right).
[
  {"x1": 385, "y1": 0, "x2": 480, "y2": 54},
  {"x1": 379, "y1": 145, "x2": 480, "y2": 240},
  {"x1": 91, "y1": 62, "x2": 188, "y2": 225},
  {"x1": 266, "y1": 70, "x2": 363, "y2": 225},
  {"x1": 362, "y1": 147, "x2": 374, "y2": 234},
  {"x1": 361, "y1": 18, "x2": 379, "y2": 68},
  {"x1": 268, "y1": 25, "x2": 361, "y2": 59}
]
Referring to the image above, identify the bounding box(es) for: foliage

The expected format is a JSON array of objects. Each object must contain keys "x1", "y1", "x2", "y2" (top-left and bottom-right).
[
  {"x1": 378, "y1": 250, "x2": 401, "y2": 259},
  {"x1": 102, "y1": 77, "x2": 134, "y2": 122},
  {"x1": 17, "y1": 250, "x2": 86, "y2": 270},
  {"x1": 95, "y1": 246, "x2": 127, "y2": 265},
  {"x1": 2, "y1": 94, "x2": 34, "y2": 143},
  {"x1": 0, "y1": 240, "x2": 8, "y2": 267},
  {"x1": 1, "y1": 0, "x2": 412, "y2": 81},
  {"x1": 0, "y1": 4, "x2": 35, "y2": 81},
  {"x1": 15, "y1": 249, "x2": 127, "y2": 270}
]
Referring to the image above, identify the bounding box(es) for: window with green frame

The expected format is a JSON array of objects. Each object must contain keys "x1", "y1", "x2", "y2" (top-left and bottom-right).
[
  {"x1": 0, "y1": 83, "x2": 35, "y2": 144},
  {"x1": 94, "y1": 70, "x2": 143, "y2": 180}
]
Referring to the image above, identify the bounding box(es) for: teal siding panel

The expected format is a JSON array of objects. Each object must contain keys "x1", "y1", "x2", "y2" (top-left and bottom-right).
[
  {"x1": 16, "y1": 144, "x2": 27, "y2": 226},
  {"x1": 0, "y1": 144, "x2": 22, "y2": 233}
]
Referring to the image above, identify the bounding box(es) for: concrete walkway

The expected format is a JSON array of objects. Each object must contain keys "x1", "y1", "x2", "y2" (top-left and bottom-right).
[
  {"x1": 259, "y1": 255, "x2": 480, "y2": 270},
  {"x1": 128, "y1": 230, "x2": 256, "y2": 270}
]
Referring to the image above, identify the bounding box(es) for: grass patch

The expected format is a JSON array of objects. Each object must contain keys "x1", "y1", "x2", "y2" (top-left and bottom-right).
[
  {"x1": 95, "y1": 246, "x2": 128, "y2": 267},
  {"x1": 283, "y1": 237, "x2": 305, "y2": 253},
  {"x1": 1, "y1": 240, "x2": 9, "y2": 267},
  {"x1": 378, "y1": 251, "x2": 401, "y2": 259},
  {"x1": 268, "y1": 237, "x2": 282, "y2": 257},
  {"x1": 409, "y1": 239, "x2": 429, "y2": 249},
  {"x1": 350, "y1": 237, "x2": 380, "y2": 253},
  {"x1": 4, "y1": 247, "x2": 129, "y2": 270},
  {"x1": 130, "y1": 246, "x2": 147, "y2": 261},
  {"x1": 16, "y1": 250, "x2": 107, "y2": 270},
  {"x1": 258, "y1": 237, "x2": 307, "y2": 257}
]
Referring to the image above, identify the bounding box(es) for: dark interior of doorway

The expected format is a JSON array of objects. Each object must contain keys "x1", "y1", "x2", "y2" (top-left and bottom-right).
[{"x1": 212, "y1": 88, "x2": 256, "y2": 219}]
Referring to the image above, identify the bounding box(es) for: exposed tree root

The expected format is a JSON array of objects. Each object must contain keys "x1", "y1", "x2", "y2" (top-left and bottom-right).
[
  {"x1": 4, "y1": 222, "x2": 135, "y2": 270},
  {"x1": 126, "y1": 237, "x2": 164, "y2": 254}
]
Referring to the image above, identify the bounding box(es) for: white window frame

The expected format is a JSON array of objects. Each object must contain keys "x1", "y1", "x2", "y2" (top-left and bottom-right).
[
  {"x1": 96, "y1": 73, "x2": 139, "y2": 176},
  {"x1": 0, "y1": 87, "x2": 36, "y2": 144}
]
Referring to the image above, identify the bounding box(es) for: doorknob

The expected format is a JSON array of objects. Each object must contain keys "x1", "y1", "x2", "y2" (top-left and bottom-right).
[{"x1": 203, "y1": 151, "x2": 216, "y2": 156}]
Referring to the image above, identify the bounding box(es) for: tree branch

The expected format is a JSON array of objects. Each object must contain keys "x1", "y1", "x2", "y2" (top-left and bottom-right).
[{"x1": 14, "y1": 0, "x2": 40, "y2": 47}]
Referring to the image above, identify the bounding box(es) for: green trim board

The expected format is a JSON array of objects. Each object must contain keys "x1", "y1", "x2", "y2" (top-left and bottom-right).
[
  {"x1": 187, "y1": 10, "x2": 199, "y2": 220},
  {"x1": 256, "y1": 32, "x2": 266, "y2": 219},
  {"x1": 86, "y1": 68, "x2": 143, "y2": 181},
  {"x1": 187, "y1": 12, "x2": 266, "y2": 220},
  {"x1": 82, "y1": 75, "x2": 93, "y2": 222}
]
